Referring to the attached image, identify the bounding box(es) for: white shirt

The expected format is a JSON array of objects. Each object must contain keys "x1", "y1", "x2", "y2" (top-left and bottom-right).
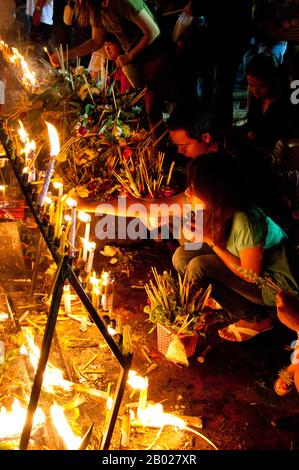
[{"x1": 26, "y1": 0, "x2": 53, "y2": 26}]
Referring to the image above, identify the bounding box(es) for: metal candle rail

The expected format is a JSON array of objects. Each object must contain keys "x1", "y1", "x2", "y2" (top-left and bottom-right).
[{"x1": 0, "y1": 120, "x2": 132, "y2": 450}]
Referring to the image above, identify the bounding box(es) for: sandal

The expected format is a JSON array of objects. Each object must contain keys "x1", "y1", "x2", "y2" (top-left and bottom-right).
[
  {"x1": 274, "y1": 367, "x2": 294, "y2": 396},
  {"x1": 218, "y1": 321, "x2": 273, "y2": 342}
]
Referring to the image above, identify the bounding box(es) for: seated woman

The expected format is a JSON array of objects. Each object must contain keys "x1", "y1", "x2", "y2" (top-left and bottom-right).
[
  {"x1": 172, "y1": 152, "x2": 299, "y2": 341},
  {"x1": 243, "y1": 53, "x2": 293, "y2": 152},
  {"x1": 274, "y1": 292, "x2": 299, "y2": 395}
]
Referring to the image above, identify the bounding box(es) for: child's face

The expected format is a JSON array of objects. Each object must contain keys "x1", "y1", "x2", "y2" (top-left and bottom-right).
[{"x1": 104, "y1": 42, "x2": 121, "y2": 61}]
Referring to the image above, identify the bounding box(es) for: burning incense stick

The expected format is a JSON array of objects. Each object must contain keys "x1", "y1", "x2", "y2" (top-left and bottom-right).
[{"x1": 166, "y1": 161, "x2": 175, "y2": 187}]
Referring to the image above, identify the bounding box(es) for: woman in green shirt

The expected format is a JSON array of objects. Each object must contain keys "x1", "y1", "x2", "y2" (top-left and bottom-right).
[{"x1": 173, "y1": 151, "x2": 299, "y2": 341}]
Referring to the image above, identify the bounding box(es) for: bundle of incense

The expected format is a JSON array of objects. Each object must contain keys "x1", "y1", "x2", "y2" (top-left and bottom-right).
[{"x1": 231, "y1": 264, "x2": 298, "y2": 297}]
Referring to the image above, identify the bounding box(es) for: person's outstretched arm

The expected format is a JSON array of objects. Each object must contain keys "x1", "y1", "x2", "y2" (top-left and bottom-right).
[
  {"x1": 51, "y1": 25, "x2": 106, "y2": 67},
  {"x1": 116, "y1": 9, "x2": 160, "y2": 67},
  {"x1": 75, "y1": 191, "x2": 185, "y2": 216}
]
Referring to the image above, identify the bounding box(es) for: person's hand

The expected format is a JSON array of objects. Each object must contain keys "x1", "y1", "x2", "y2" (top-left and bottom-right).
[
  {"x1": 32, "y1": 8, "x2": 42, "y2": 26},
  {"x1": 183, "y1": 212, "x2": 205, "y2": 243},
  {"x1": 50, "y1": 51, "x2": 61, "y2": 68},
  {"x1": 116, "y1": 53, "x2": 131, "y2": 68},
  {"x1": 276, "y1": 292, "x2": 299, "y2": 332}
]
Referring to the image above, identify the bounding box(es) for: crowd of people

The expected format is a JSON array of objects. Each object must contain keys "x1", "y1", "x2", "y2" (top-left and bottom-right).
[{"x1": 0, "y1": 1, "x2": 299, "y2": 396}]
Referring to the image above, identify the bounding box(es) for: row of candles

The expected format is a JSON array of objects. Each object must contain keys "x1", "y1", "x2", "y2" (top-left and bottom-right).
[
  {"x1": 63, "y1": 270, "x2": 114, "y2": 317},
  {"x1": 0, "y1": 82, "x2": 184, "y2": 447},
  {"x1": 15, "y1": 120, "x2": 98, "y2": 272}
]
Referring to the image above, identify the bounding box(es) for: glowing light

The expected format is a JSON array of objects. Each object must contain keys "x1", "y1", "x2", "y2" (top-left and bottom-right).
[
  {"x1": 78, "y1": 211, "x2": 91, "y2": 223},
  {"x1": 46, "y1": 122, "x2": 60, "y2": 157},
  {"x1": 50, "y1": 403, "x2": 82, "y2": 449},
  {"x1": 21, "y1": 330, "x2": 72, "y2": 392},
  {"x1": 127, "y1": 370, "x2": 148, "y2": 390},
  {"x1": 0, "y1": 398, "x2": 44, "y2": 439},
  {"x1": 136, "y1": 403, "x2": 186, "y2": 428}
]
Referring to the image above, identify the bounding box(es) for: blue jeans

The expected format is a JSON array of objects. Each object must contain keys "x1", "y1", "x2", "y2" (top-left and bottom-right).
[{"x1": 172, "y1": 244, "x2": 269, "y2": 323}]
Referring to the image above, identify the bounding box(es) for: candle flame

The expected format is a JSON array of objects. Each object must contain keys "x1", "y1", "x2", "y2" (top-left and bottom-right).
[
  {"x1": 81, "y1": 239, "x2": 96, "y2": 251},
  {"x1": 107, "y1": 325, "x2": 117, "y2": 336},
  {"x1": 53, "y1": 181, "x2": 63, "y2": 189},
  {"x1": 90, "y1": 274, "x2": 99, "y2": 286},
  {"x1": 46, "y1": 122, "x2": 60, "y2": 157},
  {"x1": 106, "y1": 395, "x2": 113, "y2": 411},
  {"x1": 65, "y1": 197, "x2": 77, "y2": 208},
  {"x1": 101, "y1": 271, "x2": 109, "y2": 286},
  {"x1": 127, "y1": 370, "x2": 148, "y2": 390},
  {"x1": 50, "y1": 403, "x2": 82, "y2": 449},
  {"x1": 44, "y1": 196, "x2": 53, "y2": 205},
  {"x1": 78, "y1": 211, "x2": 91, "y2": 223}
]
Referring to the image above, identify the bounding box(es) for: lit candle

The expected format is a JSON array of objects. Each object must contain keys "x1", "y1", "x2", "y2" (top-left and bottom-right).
[
  {"x1": 58, "y1": 215, "x2": 71, "y2": 256},
  {"x1": 54, "y1": 197, "x2": 63, "y2": 239},
  {"x1": 53, "y1": 181, "x2": 64, "y2": 198},
  {"x1": 78, "y1": 212, "x2": 91, "y2": 261},
  {"x1": 59, "y1": 228, "x2": 67, "y2": 256},
  {"x1": 48, "y1": 199, "x2": 55, "y2": 225},
  {"x1": 28, "y1": 165, "x2": 36, "y2": 183},
  {"x1": 23, "y1": 139, "x2": 36, "y2": 167},
  {"x1": 92, "y1": 285, "x2": 100, "y2": 312},
  {"x1": 120, "y1": 409, "x2": 131, "y2": 448},
  {"x1": 80, "y1": 305, "x2": 88, "y2": 332},
  {"x1": 66, "y1": 197, "x2": 77, "y2": 257},
  {"x1": 63, "y1": 283, "x2": 71, "y2": 314},
  {"x1": 86, "y1": 242, "x2": 96, "y2": 273},
  {"x1": 105, "y1": 382, "x2": 113, "y2": 426},
  {"x1": 44, "y1": 196, "x2": 54, "y2": 223},
  {"x1": 0, "y1": 185, "x2": 6, "y2": 197},
  {"x1": 108, "y1": 279, "x2": 114, "y2": 314},
  {"x1": 101, "y1": 271, "x2": 109, "y2": 310},
  {"x1": 38, "y1": 122, "x2": 60, "y2": 207},
  {"x1": 90, "y1": 273, "x2": 100, "y2": 311}
]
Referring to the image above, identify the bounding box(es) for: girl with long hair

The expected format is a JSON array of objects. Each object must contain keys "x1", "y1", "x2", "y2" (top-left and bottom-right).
[{"x1": 172, "y1": 151, "x2": 298, "y2": 341}]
